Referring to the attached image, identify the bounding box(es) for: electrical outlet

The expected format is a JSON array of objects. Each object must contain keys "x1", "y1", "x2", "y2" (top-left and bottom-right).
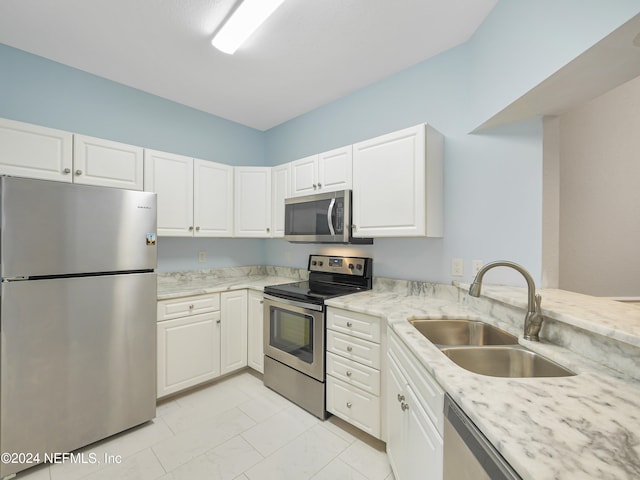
[
  {"x1": 471, "y1": 260, "x2": 484, "y2": 276},
  {"x1": 198, "y1": 251, "x2": 206, "y2": 263},
  {"x1": 451, "y1": 258, "x2": 464, "y2": 276}
]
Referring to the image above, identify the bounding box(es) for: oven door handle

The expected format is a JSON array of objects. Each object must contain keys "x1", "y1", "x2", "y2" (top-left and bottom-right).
[
  {"x1": 263, "y1": 293, "x2": 324, "y2": 312},
  {"x1": 327, "y1": 198, "x2": 336, "y2": 236}
]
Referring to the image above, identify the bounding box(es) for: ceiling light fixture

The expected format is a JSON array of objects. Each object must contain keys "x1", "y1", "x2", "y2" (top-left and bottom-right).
[{"x1": 211, "y1": 0, "x2": 286, "y2": 55}]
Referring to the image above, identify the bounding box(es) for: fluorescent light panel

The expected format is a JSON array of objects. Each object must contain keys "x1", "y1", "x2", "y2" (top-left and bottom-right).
[{"x1": 212, "y1": 0, "x2": 286, "y2": 54}]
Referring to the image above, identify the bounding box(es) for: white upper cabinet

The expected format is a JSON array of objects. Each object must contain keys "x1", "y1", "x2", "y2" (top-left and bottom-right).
[
  {"x1": 145, "y1": 151, "x2": 235, "y2": 237},
  {"x1": 144, "y1": 149, "x2": 194, "y2": 237},
  {"x1": 271, "y1": 163, "x2": 291, "y2": 238},
  {"x1": 352, "y1": 124, "x2": 443, "y2": 238},
  {"x1": 290, "y1": 146, "x2": 352, "y2": 197},
  {"x1": 290, "y1": 154, "x2": 318, "y2": 196},
  {"x1": 318, "y1": 145, "x2": 353, "y2": 192},
  {"x1": 0, "y1": 118, "x2": 73, "y2": 182},
  {"x1": 73, "y1": 135, "x2": 144, "y2": 190},
  {"x1": 194, "y1": 159, "x2": 234, "y2": 237},
  {"x1": 234, "y1": 167, "x2": 272, "y2": 237}
]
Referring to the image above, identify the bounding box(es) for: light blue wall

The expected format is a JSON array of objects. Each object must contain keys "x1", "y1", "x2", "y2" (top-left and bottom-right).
[
  {"x1": 264, "y1": 43, "x2": 543, "y2": 284},
  {"x1": 263, "y1": 0, "x2": 639, "y2": 285},
  {"x1": 157, "y1": 238, "x2": 265, "y2": 273},
  {"x1": 0, "y1": 44, "x2": 264, "y2": 166},
  {"x1": 469, "y1": 0, "x2": 640, "y2": 127},
  {"x1": 2, "y1": 0, "x2": 638, "y2": 281},
  {"x1": 0, "y1": 43, "x2": 266, "y2": 271}
]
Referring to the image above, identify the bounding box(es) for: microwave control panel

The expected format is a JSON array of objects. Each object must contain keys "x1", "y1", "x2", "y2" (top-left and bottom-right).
[{"x1": 308, "y1": 255, "x2": 370, "y2": 276}]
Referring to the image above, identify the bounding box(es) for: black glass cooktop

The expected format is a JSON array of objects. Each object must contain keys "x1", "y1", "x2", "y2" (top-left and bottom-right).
[{"x1": 264, "y1": 280, "x2": 366, "y2": 305}]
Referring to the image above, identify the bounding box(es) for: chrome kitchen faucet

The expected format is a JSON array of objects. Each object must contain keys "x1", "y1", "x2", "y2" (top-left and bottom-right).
[{"x1": 469, "y1": 261, "x2": 543, "y2": 341}]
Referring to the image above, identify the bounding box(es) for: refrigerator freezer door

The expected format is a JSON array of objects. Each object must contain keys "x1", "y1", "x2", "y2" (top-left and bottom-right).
[
  {"x1": 0, "y1": 176, "x2": 157, "y2": 278},
  {"x1": 0, "y1": 272, "x2": 157, "y2": 477}
]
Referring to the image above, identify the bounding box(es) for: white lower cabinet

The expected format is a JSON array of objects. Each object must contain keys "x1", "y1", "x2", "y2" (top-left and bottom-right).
[
  {"x1": 157, "y1": 294, "x2": 221, "y2": 398},
  {"x1": 157, "y1": 290, "x2": 253, "y2": 398},
  {"x1": 247, "y1": 290, "x2": 264, "y2": 373},
  {"x1": 326, "y1": 307, "x2": 383, "y2": 439},
  {"x1": 387, "y1": 329, "x2": 444, "y2": 480},
  {"x1": 220, "y1": 290, "x2": 248, "y2": 375}
]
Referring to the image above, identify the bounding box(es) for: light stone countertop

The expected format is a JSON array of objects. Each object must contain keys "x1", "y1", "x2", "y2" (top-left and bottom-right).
[
  {"x1": 156, "y1": 268, "x2": 640, "y2": 479},
  {"x1": 156, "y1": 266, "x2": 306, "y2": 300},
  {"x1": 325, "y1": 285, "x2": 640, "y2": 480},
  {"x1": 454, "y1": 281, "x2": 640, "y2": 348}
]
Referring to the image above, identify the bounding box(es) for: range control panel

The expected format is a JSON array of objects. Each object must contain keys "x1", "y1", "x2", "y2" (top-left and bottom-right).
[{"x1": 308, "y1": 255, "x2": 370, "y2": 276}]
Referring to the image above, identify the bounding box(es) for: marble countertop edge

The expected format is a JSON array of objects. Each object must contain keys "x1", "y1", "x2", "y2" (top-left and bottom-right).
[{"x1": 453, "y1": 281, "x2": 640, "y2": 349}]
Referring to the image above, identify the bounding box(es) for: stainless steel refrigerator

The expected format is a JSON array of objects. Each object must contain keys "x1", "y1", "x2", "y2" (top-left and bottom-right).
[{"x1": 0, "y1": 176, "x2": 157, "y2": 477}]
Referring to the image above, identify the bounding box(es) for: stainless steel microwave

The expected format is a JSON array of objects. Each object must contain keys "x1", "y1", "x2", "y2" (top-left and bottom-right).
[{"x1": 284, "y1": 190, "x2": 372, "y2": 244}]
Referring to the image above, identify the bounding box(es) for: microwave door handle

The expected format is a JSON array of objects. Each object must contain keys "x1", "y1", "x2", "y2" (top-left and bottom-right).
[{"x1": 327, "y1": 198, "x2": 336, "y2": 236}]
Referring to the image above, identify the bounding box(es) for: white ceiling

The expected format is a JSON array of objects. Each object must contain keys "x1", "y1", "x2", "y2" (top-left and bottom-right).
[{"x1": 0, "y1": 0, "x2": 497, "y2": 131}]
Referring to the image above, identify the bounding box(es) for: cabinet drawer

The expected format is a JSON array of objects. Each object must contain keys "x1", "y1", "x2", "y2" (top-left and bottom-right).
[
  {"x1": 326, "y1": 352, "x2": 380, "y2": 395},
  {"x1": 327, "y1": 376, "x2": 381, "y2": 439},
  {"x1": 157, "y1": 293, "x2": 221, "y2": 321},
  {"x1": 327, "y1": 307, "x2": 381, "y2": 343},
  {"x1": 389, "y1": 330, "x2": 444, "y2": 433},
  {"x1": 327, "y1": 330, "x2": 381, "y2": 369}
]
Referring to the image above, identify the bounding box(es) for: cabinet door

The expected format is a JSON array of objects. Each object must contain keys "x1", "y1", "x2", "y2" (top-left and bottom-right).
[
  {"x1": 386, "y1": 353, "x2": 408, "y2": 480},
  {"x1": 271, "y1": 163, "x2": 291, "y2": 237},
  {"x1": 290, "y1": 154, "x2": 318, "y2": 196},
  {"x1": 73, "y1": 135, "x2": 144, "y2": 190},
  {"x1": 157, "y1": 311, "x2": 221, "y2": 398},
  {"x1": 318, "y1": 145, "x2": 352, "y2": 192},
  {"x1": 247, "y1": 290, "x2": 264, "y2": 373},
  {"x1": 0, "y1": 118, "x2": 73, "y2": 182},
  {"x1": 144, "y1": 150, "x2": 194, "y2": 237},
  {"x1": 194, "y1": 159, "x2": 233, "y2": 237},
  {"x1": 405, "y1": 384, "x2": 443, "y2": 480},
  {"x1": 352, "y1": 124, "x2": 443, "y2": 238},
  {"x1": 220, "y1": 290, "x2": 248, "y2": 375},
  {"x1": 234, "y1": 167, "x2": 271, "y2": 237}
]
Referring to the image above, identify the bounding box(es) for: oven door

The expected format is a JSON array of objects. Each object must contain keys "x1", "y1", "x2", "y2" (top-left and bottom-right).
[{"x1": 263, "y1": 294, "x2": 325, "y2": 381}]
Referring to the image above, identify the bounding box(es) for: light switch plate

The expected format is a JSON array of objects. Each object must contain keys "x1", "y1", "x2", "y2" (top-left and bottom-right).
[{"x1": 198, "y1": 251, "x2": 206, "y2": 263}]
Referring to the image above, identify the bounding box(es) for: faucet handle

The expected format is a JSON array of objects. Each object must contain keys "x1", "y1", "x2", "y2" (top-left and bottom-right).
[{"x1": 534, "y1": 293, "x2": 542, "y2": 313}]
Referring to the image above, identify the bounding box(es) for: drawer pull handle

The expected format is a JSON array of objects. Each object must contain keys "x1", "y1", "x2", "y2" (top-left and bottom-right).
[
  {"x1": 216, "y1": 319, "x2": 221, "y2": 324},
  {"x1": 346, "y1": 321, "x2": 353, "y2": 327},
  {"x1": 346, "y1": 402, "x2": 352, "y2": 408},
  {"x1": 189, "y1": 304, "x2": 194, "y2": 310},
  {"x1": 346, "y1": 346, "x2": 353, "y2": 352},
  {"x1": 401, "y1": 402, "x2": 409, "y2": 412},
  {"x1": 346, "y1": 370, "x2": 352, "y2": 377},
  {"x1": 397, "y1": 394, "x2": 405, "y2": 403}
]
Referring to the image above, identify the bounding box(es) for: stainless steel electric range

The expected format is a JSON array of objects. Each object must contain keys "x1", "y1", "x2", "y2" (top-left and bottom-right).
[{"x1": 263, "y1": 254, "x2": 373, "y2": 419}]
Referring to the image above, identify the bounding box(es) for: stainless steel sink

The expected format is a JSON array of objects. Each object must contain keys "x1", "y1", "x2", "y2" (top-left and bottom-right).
[
  {"x1": 440, "y1": 346, "x2": 575, "y2": 378},
  {"x1": 409, "y1": 319, "x2": 518, "y2": 346}
]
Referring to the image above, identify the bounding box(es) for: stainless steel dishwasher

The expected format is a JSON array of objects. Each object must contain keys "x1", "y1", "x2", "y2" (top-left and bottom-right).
[{"x1": 444, "y1": 394, "x2": 522, "y2": 480}]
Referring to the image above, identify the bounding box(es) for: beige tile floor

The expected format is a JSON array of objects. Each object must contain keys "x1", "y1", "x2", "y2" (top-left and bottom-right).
[{"x1": 16, "y1": 371, "x2": 395, "y2": 480}]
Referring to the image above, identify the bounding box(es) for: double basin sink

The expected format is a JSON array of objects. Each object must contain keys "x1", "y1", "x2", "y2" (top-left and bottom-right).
[{"x1": 410, "y1": 318, "x2": 574, "y2": 378}]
